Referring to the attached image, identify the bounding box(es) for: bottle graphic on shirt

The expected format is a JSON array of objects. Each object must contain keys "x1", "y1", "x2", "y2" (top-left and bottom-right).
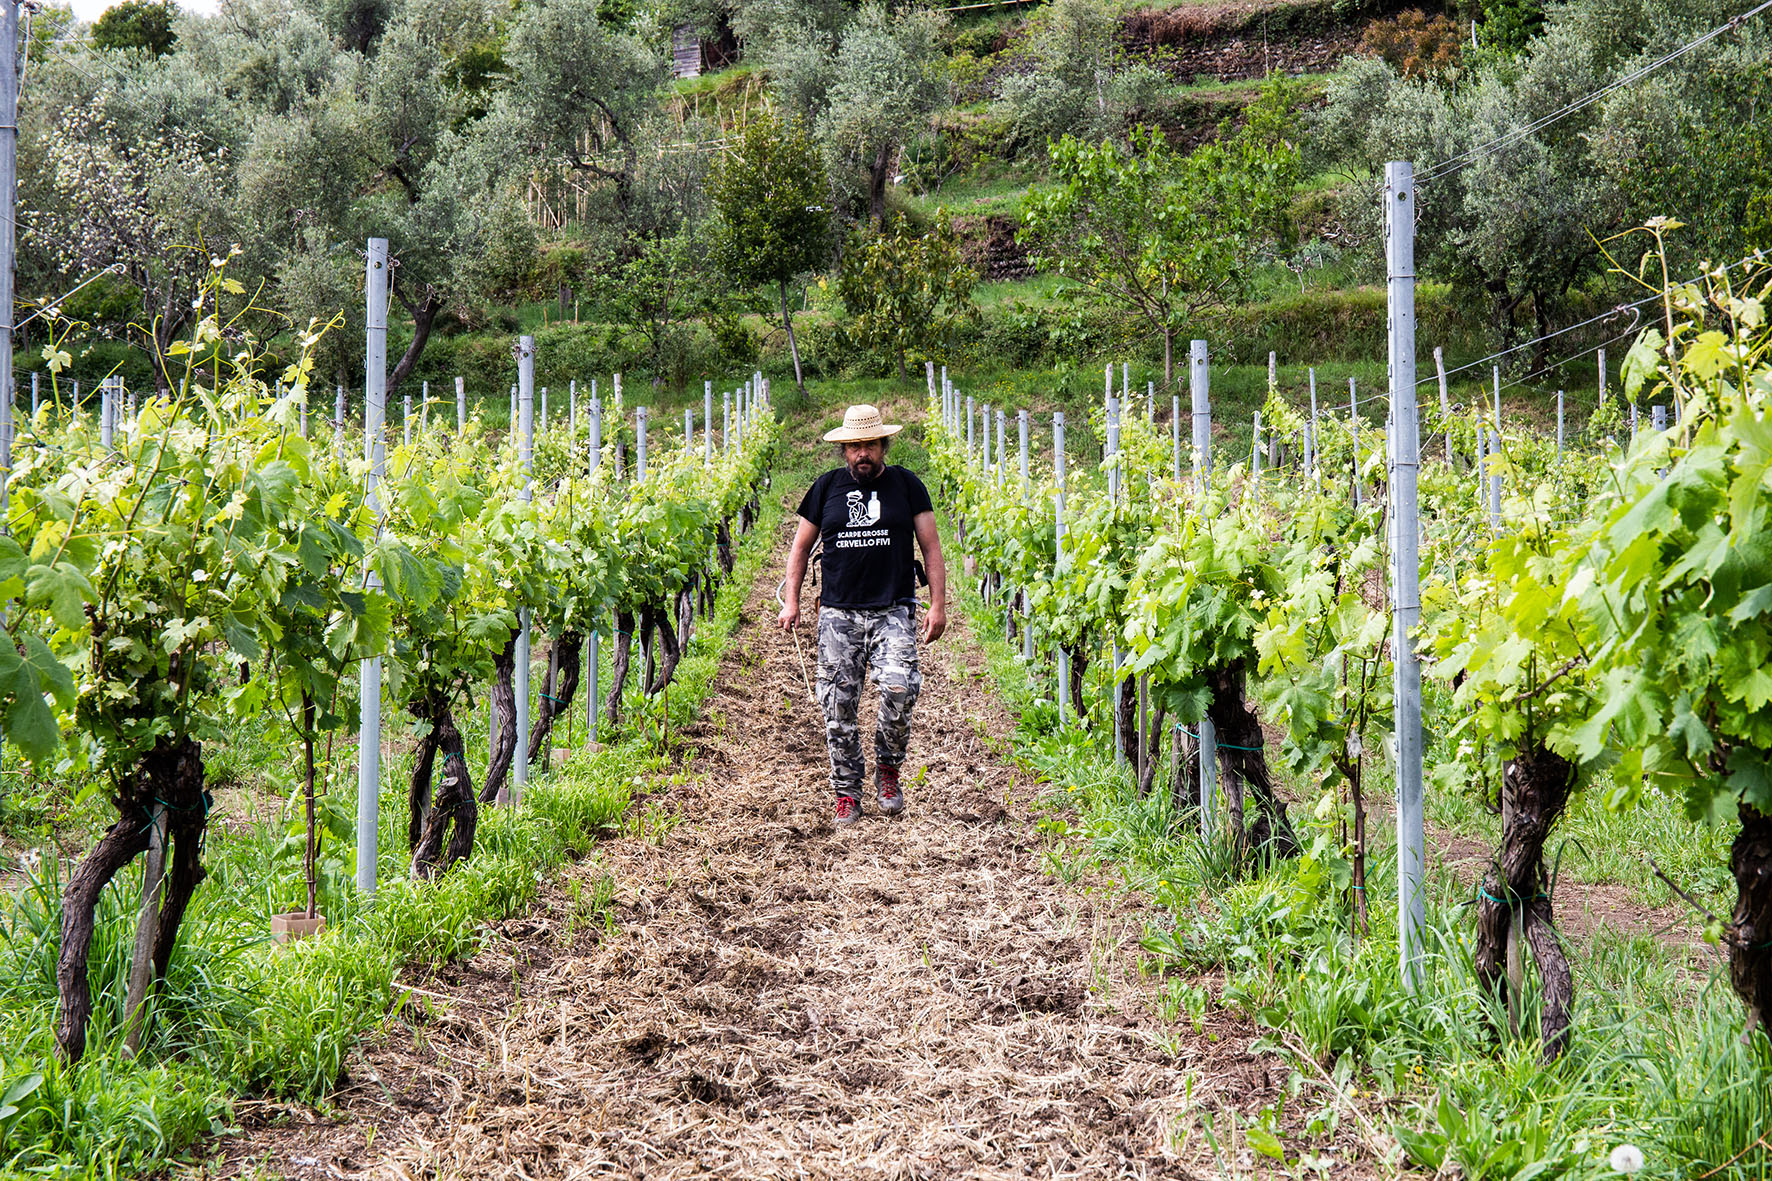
[{"x1": 844, "y1": 489, "x2": 883, "y2": 528}]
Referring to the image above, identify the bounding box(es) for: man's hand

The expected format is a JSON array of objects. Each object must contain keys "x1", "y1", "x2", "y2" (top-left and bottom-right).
[
  {"x1": 780, "y1": 517, "x2": 820, "y2": 633},
  {"x1": 912, "y1": 510, "x2": 947, "y2": 645}
]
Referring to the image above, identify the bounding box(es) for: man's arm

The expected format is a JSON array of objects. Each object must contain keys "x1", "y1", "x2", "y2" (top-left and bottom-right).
[
  {"x1": 778, "y1": 517, "x2": 821, "y2": 630},
  {"x1": 913, "y1": 510, "x2": 947, "y2": 643}
]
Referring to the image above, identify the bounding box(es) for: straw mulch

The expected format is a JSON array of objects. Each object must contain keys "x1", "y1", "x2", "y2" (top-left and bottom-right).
[{"x1": 214, "y1": 508, "x2": 1370, "y2": 1180}]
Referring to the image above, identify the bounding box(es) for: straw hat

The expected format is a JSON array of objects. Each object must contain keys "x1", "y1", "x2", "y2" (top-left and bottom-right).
[{"x1": 822, "y1": 404, "x2": 903, "y2": 443}]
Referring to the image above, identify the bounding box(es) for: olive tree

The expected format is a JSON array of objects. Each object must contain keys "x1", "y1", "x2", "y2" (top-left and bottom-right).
[
  {"x1": 758, "y1": 2, "x2": 945, "y2": 228},
  {"x1": 1312, "y1": 0, "x2": 1762, "y2": 351}
]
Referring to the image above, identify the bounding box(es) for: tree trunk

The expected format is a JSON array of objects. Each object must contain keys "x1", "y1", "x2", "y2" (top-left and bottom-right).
[
  {"x1": 778, "y1": 280, "x2": 805, "y2": 395},
  {"x1": 57, "y1": 735, "x2": 205, "y2": 1063},
  {"x1": 412, "y1": 702, "x2": 477, "y2": 879},
  {"x1": 605, "y1": 610, "x2": 635, "y2": 727},
  {"x1": 869, "y1": 140, "x2": 892, "y2": 229},
  {"x1": 1472, "y1": 743, "x2": 1576, "y2": 1061},
  {"x1": 479, "y1": 629, "x2": 520, "y2": 805},
  {"x1": 1163, "y1": 327, "x2": 1174, "y2": 389},
  {"x1": 1205, "y1": 660, "x2": 1299, "y2": 860},
  {"x1": 528, "y1": 630, "x2": 584, "y2": 763},
  {"x1": 1729, "y1": 803, "x2": 1772, "y2": 1036},
  {"x1": 388, "y1": 290, "x2": 444, "y2": 395}
]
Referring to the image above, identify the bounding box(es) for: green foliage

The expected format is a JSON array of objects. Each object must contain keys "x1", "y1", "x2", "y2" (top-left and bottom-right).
[
  {"x1": 1315, "y1": 0, "x2": 1768, "y2": 346},
  {"x1": 1018, "y1": 83, "x2": 1302, "y2": 379},
  {"x1": 836, "y1": 213, "x2": 978, "y2": 378},
  {"x1": 708, "y1": 111, "x2": 833, "y2": 293},
  {"x1": 1477, "y1": 0, "x2": 1546, "y2": 56},
  {"x1": 991, "y1": 0, "x2": 1163, "y2": 157},
  {"x1": 0, "y1": 313, "x2": 783, "y2": 1174},
  {"x1": 90, "y1": 1, "x2": 178, "y2": 57}
]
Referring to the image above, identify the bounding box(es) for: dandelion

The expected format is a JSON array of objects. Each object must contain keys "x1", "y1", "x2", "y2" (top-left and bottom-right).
[{"x1": 1609, "y1": 1145, "x2": 1644, "y2": 1174}]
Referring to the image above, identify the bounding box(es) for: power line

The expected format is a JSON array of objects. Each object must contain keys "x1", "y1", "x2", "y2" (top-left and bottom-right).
[{"x1": 1417, "y1": 0, "x2": 1772, "y2": 185}]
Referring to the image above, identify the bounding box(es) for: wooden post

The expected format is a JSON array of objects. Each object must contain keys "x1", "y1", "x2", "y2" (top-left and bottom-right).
[
  {"x1": 636, "y1": 406, "x2": 649, "y2": 482},
  {"x1": 120, "y1": 803, "x2": 167, "y2": 1056},
  {"x1": 1054, "y1": 412, "x2": 1068, "y2": 727},
  {"x1": 1188, "y1": 340, "x2": 1217, "y2": 828}
]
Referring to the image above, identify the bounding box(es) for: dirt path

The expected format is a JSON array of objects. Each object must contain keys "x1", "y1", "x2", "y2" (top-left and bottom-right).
[{"x1": 215, "y1": 511, "x2": 1327, "y2": 1181}]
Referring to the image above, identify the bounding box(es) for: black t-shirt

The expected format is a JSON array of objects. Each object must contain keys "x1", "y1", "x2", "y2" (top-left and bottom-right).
[{"x1": 797, "y1": 464, "x2": 933, "y2": 609}]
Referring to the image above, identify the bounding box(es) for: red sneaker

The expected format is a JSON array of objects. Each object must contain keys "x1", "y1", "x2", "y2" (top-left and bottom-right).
[
  {"x1": 877, "y1": 765, "x2": 904, "y2": 816},
  {"x1": 835, "y1": 795, "x2": 863, "y2": 826}
]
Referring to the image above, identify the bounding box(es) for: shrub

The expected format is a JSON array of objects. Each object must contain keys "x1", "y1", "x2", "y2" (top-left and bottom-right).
[{"x1": 1359, "y1": 10, "x2": 1465, "y2": 81}]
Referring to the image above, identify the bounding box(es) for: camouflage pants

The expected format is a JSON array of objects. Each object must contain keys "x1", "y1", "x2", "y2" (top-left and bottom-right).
[{"x1": 815, "y1": 604, "x2": 922, "y2": 799}]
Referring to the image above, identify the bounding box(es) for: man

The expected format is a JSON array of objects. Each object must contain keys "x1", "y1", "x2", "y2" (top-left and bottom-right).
[{"x1": 778, "y1": 404, "x2": 947, "y2": 826}]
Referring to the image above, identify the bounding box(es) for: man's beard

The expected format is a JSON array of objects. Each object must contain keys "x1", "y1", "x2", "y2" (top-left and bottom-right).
[{"x1": 847, "y1": 456, "x2": 881, "y2": 482}]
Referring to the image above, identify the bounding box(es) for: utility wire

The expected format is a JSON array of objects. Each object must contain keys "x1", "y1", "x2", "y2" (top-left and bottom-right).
[
  {"x1": 1497, "y1": 323, "x2": 1646, "y2": 397},
  {"x1": 1416, "y1": 250, "x2": 1768, "y2": 390},
  {"x1": 1417, "y1": 0, "x2": 1772, "y2": 185}
]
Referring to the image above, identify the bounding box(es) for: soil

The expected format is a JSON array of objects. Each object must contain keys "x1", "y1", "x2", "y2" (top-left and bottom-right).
[{"x1": 205, "y1": 504, "x2": 1381, "y2": 1180}]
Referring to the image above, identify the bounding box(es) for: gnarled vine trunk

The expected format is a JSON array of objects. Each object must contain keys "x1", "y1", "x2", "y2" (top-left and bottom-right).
[
  {"x1": 479, "y1": 629, "x2": 520, "y2": 805},
  {"x1": 1205, "y1": 659, "x2": 1299, "y2": 860},
  {"x1": 1137, "y1": 704, "x2": 1168, "y2": 797},
  {"x1": 716, "y1": 520, "x2": 734, "y2": 575},
  {"x1": 1116, "y1": 676, "x2": 1138, "y2": 774},
  {"x1": 407, "y1": 726, "x2": 438, "y2": 850},
  {"x1": 410, "y1": 694, "x2": 477, "y2": 879},
  {"x1": 57, "y1": 735, "x2": 207, "y2": 1063},
  {"x1": 1730, "y1": 804, "x2": 1772, "y2": 1036},
  {"x1": 1069, "y1": 642, "x2": 1089, "y2": 724},
  {"x1": 527, "y1": 630, "x2": 584, "y2": 763},
  {"x1": 605, "y1": 610, "x2": 635, "y2": 727},
  {"x1": 1473, "y1": 744, "x2": 1575, "y2": 1060},
  {"x1": 644, "y1": 602, "x2": 682, "y2": 695}
]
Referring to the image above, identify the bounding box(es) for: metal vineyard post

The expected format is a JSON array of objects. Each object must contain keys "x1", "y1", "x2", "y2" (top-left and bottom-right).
[
  {"x1": 1189, "y1": 339, "x2": 1218, "y2": 830},
  {"x1": 1386, "y1": 161, "x2": 1425, "y2": 991},
  {"x1": 357, "y1": 238, "x2": 390, "y2": 894},
  {"x1": 509, "y1": 336, "x2": 536, "y2": 803}
]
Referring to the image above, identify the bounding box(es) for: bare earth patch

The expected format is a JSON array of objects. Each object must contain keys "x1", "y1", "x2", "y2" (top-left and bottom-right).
[{"x1": 206, "y1": 510, "x2": 1371, "y2": 1180}]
